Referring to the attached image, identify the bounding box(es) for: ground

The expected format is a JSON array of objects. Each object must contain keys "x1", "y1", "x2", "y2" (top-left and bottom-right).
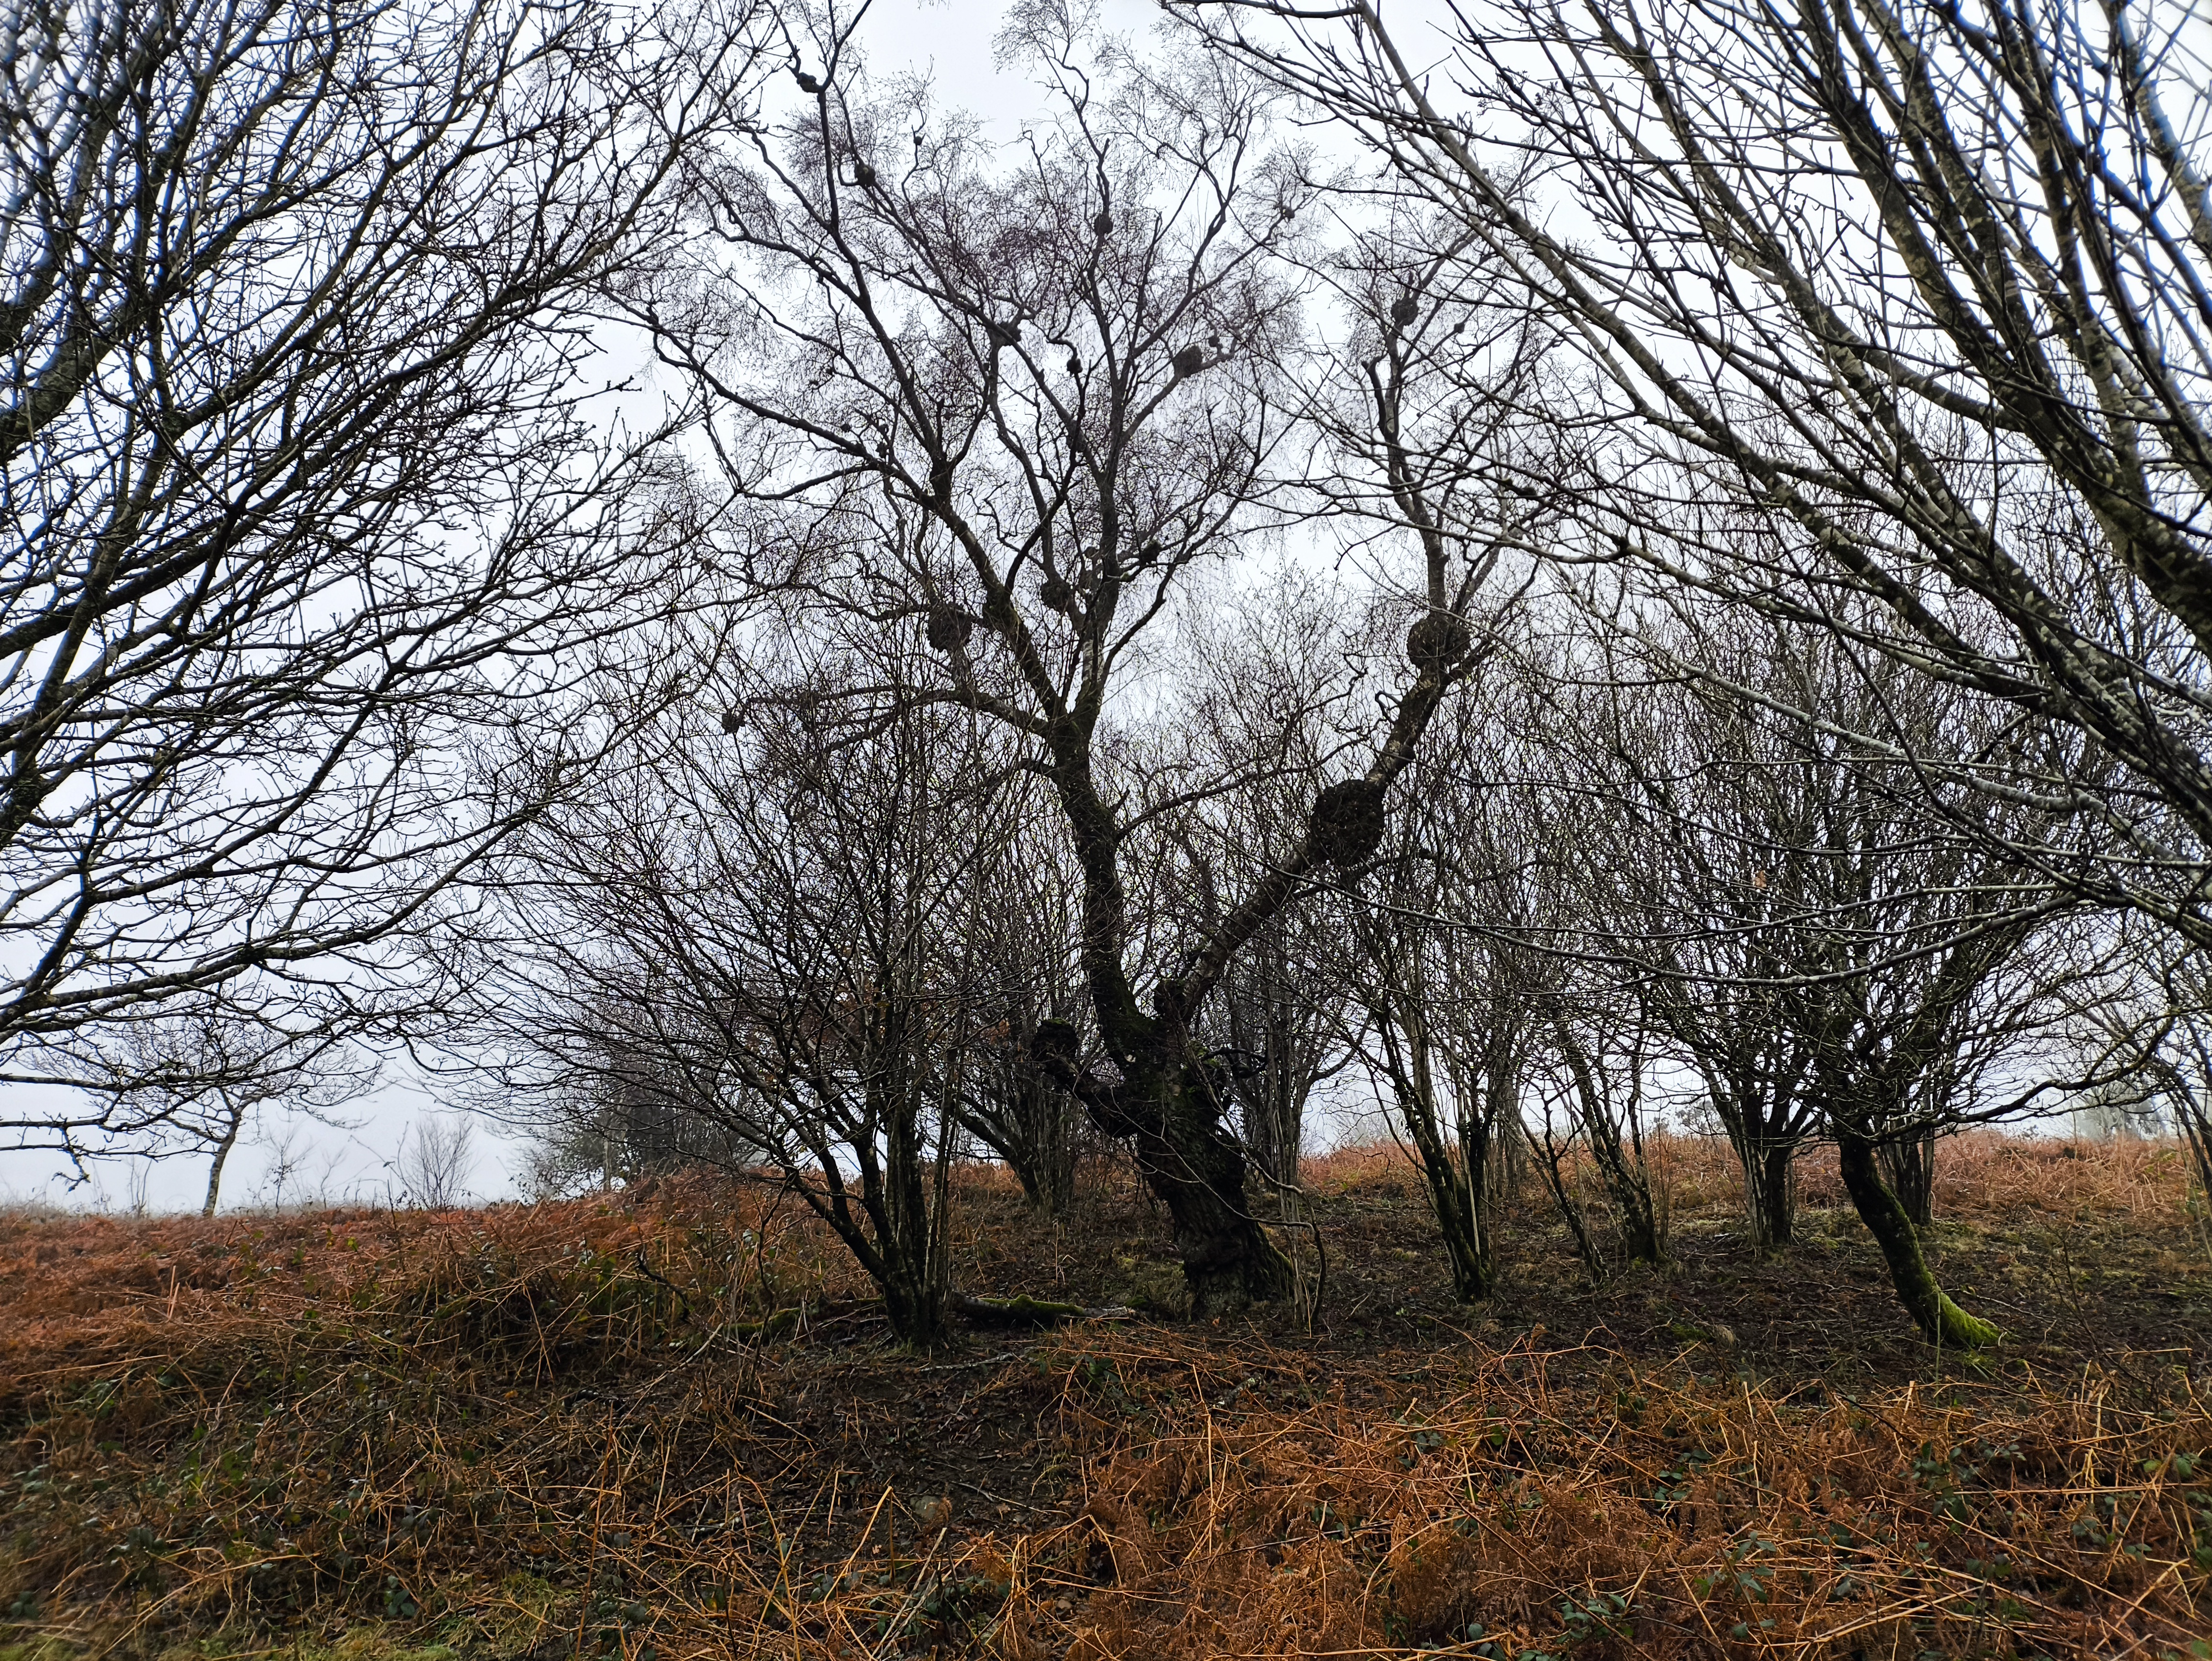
[{"x1": 1, "y1": 1134, "x2": 2208, "y2": 1659}]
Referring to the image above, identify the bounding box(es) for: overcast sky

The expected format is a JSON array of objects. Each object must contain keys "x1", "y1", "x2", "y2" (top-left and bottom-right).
[{"x1": 0, "y1": 0, "x2": 1191, "y2": 1219}]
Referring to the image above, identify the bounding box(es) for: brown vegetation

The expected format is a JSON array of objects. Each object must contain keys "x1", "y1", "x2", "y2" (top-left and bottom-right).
[{"x1": 3, "y1": 1134, "x2": 2209, "y2": 1659}]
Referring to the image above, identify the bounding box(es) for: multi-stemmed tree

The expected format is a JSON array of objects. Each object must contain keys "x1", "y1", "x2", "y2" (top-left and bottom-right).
[
  {"x1": 1544, "y1": 609, "x2": 2098, "y2": 1340},
  {"x1": 633, "y1": 11, "x2": 1547, "y2": 1310},
  {"x1": 457, "y1": 638, "x2": 1022, "y2": 1347},
  {"x1": 1183, "y1": 0, "x2": 2212, "y2": 947}
]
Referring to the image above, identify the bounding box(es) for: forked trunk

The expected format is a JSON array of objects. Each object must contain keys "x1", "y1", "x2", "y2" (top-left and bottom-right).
[
  {"x1": 1879, "y1": 1133, "x2": 1937, "y2": 1230},
  {"x1": 1049, "y1": 600, "x2": 1461, "y2": 1317},
  {"x1": 1836, "y1": 1130, "x2": 1997, "y2": 1349},
  {"x1": 1743, "y1": 1143, "x2": 1797, "y2": 1251}
]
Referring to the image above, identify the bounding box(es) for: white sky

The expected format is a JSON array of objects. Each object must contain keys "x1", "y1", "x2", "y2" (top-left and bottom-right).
[
  {"x1": 0, "y1": 0, "x2": 1135, "y2": 1218},
  {"x1": 5, "y1": 0, "x2": 2145, "y2": 1214}
]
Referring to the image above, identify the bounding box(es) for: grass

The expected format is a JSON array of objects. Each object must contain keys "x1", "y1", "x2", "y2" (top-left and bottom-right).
[{"x1": 1, "y1": 1133, "x2": 2208, "y2": 1658}]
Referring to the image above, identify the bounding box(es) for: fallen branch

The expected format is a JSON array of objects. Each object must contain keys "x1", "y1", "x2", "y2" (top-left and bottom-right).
[
  {"x1": 724, "y1": 1307, "x2": 801, "y2": 1341},
  {"x1": 950, "y1": 1290, "x2": 1137, "y2": 1327}
]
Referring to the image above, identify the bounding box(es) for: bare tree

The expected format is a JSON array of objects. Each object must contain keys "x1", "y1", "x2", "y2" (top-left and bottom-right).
[
  {"x1": 1538, "y1": 988, "x2": 1670, "y2": 1271},
  {"x1": 2085, "y1": 922, "x2": 2212, "y2": 1234},
  {"x1": 1174, "y1": 572, "x2": 1370, "y2": 1195},
  {"x1": 520, "y1": 1017, "x2": 775, "y2": 1194},
  {"x1": 43, "y1": 1009, "x2": 375, "y2": 1213},
  {"x1": 0, "y1": 0, "x2": 774, "y2": 1158},
  {"x1": 630, "y1": 9, "x2": 1545, "y2": 1312},
  {"x1": 1537, "y1": 609, "x2": 2108, "y2": 1342},
  {"x1": 396, "y1": 1114, "x2": 477, "y2": 1211},
  {"x1": 1337, "y1": 671, "x2": 1546, "y2": 1301},
  {"x1": 948, "y1": 804, "x2": 1090, "y2": 1216},
  {"x1": 1183, "y1": 0, "x2": 2212, "y2": 951},
  {"x1": 454, "y1": 631, "x2": 1026, "y2": 1347}
]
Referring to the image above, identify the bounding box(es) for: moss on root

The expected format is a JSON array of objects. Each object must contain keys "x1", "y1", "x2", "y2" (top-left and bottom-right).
[{"x1": 1837, "y1": 1130, "x2": 2001, "y2": 1351}]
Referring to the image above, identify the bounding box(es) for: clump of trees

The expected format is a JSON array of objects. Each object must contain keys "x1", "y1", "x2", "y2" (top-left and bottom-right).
[
  {"x1": 21, "y1": 0, "x2": 2212, "y2": 1353},
  {"x1": 0, "y1": 0, "x2": 777, "y2": 1169}
]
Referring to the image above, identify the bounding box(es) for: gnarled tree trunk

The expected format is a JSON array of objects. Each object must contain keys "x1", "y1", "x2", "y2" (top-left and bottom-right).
[{"x1": 1837, "y1": 1130, "x2": 1997, "y2": 1348}]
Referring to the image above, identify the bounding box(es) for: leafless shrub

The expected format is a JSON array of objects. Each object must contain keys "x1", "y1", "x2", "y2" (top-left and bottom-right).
[{"x1": 395, "y1": 1116, "x2": 477, "y2": 1212}]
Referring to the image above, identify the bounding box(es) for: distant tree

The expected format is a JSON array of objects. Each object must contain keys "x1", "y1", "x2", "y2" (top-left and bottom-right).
[
  {"x1": 519, "y1": 1019, "x2": 773, "y2": 1194},
  {"x1": 0, "y1": 0, "x2": 773, "y2": 1160},
  {"x1": 396, "y1": 1115, "x2": 477, "y2": 1211},
  {"x1": 2090, "y1": 925, "x2": 2212, "y2": 1227},
  {"x1": 56, "y1": 1011, "x2": 374, "y2": 1214}
]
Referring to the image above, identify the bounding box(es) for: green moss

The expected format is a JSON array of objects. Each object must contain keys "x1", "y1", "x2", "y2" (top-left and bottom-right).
[
  {"x1": 1837, "y1": 1131, "x2": 2001, "y2": 1350},
  {"x1": 1933, "y1": 1293, "x2": 2002, "y2": 1351},
  {"x1": 0, "y1": 1638, "x2": 87, "y2": 1661}
]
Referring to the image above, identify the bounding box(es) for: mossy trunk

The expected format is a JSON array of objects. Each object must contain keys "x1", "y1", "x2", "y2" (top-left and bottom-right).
[{"x1": 1836, "y1": 1129, "x2": 1997, "y2": 1349}]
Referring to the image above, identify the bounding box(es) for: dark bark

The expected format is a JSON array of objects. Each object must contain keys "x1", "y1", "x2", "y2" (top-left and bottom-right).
[
  {"x1": 874, "y1": 1052, "x2": 952, "y2": 1349},
  {"x1": 1836, "y1": 1130, "x2": 1998, "y2": 1348},
  {"x1": 1047, "y1": 663, "x2": 1474, "y2": 1314},
  {"x1": 1078, "y1": 1052, "x2": 1294, "y2": 1315},
  {"x1": 1552, "y1": 1015, "x2": 1664, "y2": 1265},
  {"x1": 1376, "y1": 1009, "x2": 1496, "y2": 1301},
  {"x1": 1879, "y1": 1133, "x2": 1938, "y2": 1230},
  {"x1": 1744, "y1": 1142, "x2": 1798, "y2": 1251},
  {"x1": 1045, "y1": 742, "x2": 1292, "y2": 1314},
  {"x1": 1526, "y1": 1118, "x2": 1606, "y2": 1285},
  {"x1": 1485, "y1": 1073, "x2": 1526, "y2": 1207},
  {"x1": 1418, "y1": 1107, "x2": 1495, "y2": 1302}
]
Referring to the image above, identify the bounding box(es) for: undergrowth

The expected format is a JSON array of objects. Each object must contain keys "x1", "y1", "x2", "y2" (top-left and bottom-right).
[{"x1": 0, "y1": 1137, "x2": 2206, "y2": 1659}]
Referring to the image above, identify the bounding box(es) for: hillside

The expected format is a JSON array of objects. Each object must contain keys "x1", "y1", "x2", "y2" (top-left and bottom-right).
[{"x1": 3, "y1": 1136, "x2": 2209, "y2": 1659}]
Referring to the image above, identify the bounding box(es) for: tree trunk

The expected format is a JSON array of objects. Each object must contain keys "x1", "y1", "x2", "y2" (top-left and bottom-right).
[
  {"x1": 1485, "y1": 1075, "x2": 1525, "y2": 1207},
  {"x1": 1005, "y1": 1075, "x2": 1078, "y2": 1217},
  {"x1": 1244, "y1": 1060, "x2": 1305, "y2": 1193},
  {"x1": 1879, "y1": 1132, "x2": 1937, "y2": 1230},
  {"x1": 1527, "y1": 1121, "x2": 1605, "y2": 1285},
  {"x1": 1743, "y1": 1142, "x2": 1796, "y2": 1251},
  {"x1": 1402, "y1": 1050, "x2": 1494, "y2": 1301},
  {"x1": 1836, "y1": 1130, "x2": 1998, "y2": 1348},
  {"x1": 1428, "y1": 1117, "x2": 1494, "y2": 1301},
  {"x1": 1553, "y1": 1018, "x2": 1663, "y2": 1265},
  {"x1": 882, "y1": 1271, "x2": 949, "y2": 1349},
  {"x1": 1050, "y1": 624, "x2": 1456, "y2": 1315},
  {"x1": 872, "y1": 1033, "x2": 953, "y2": 1350},
  {"x1": 1102, "y1": 1064, "x2": 1294, "y2": 1317},
  {"x1": 203, "y1": 1115, "x2": 242, "y2": 1218}
]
